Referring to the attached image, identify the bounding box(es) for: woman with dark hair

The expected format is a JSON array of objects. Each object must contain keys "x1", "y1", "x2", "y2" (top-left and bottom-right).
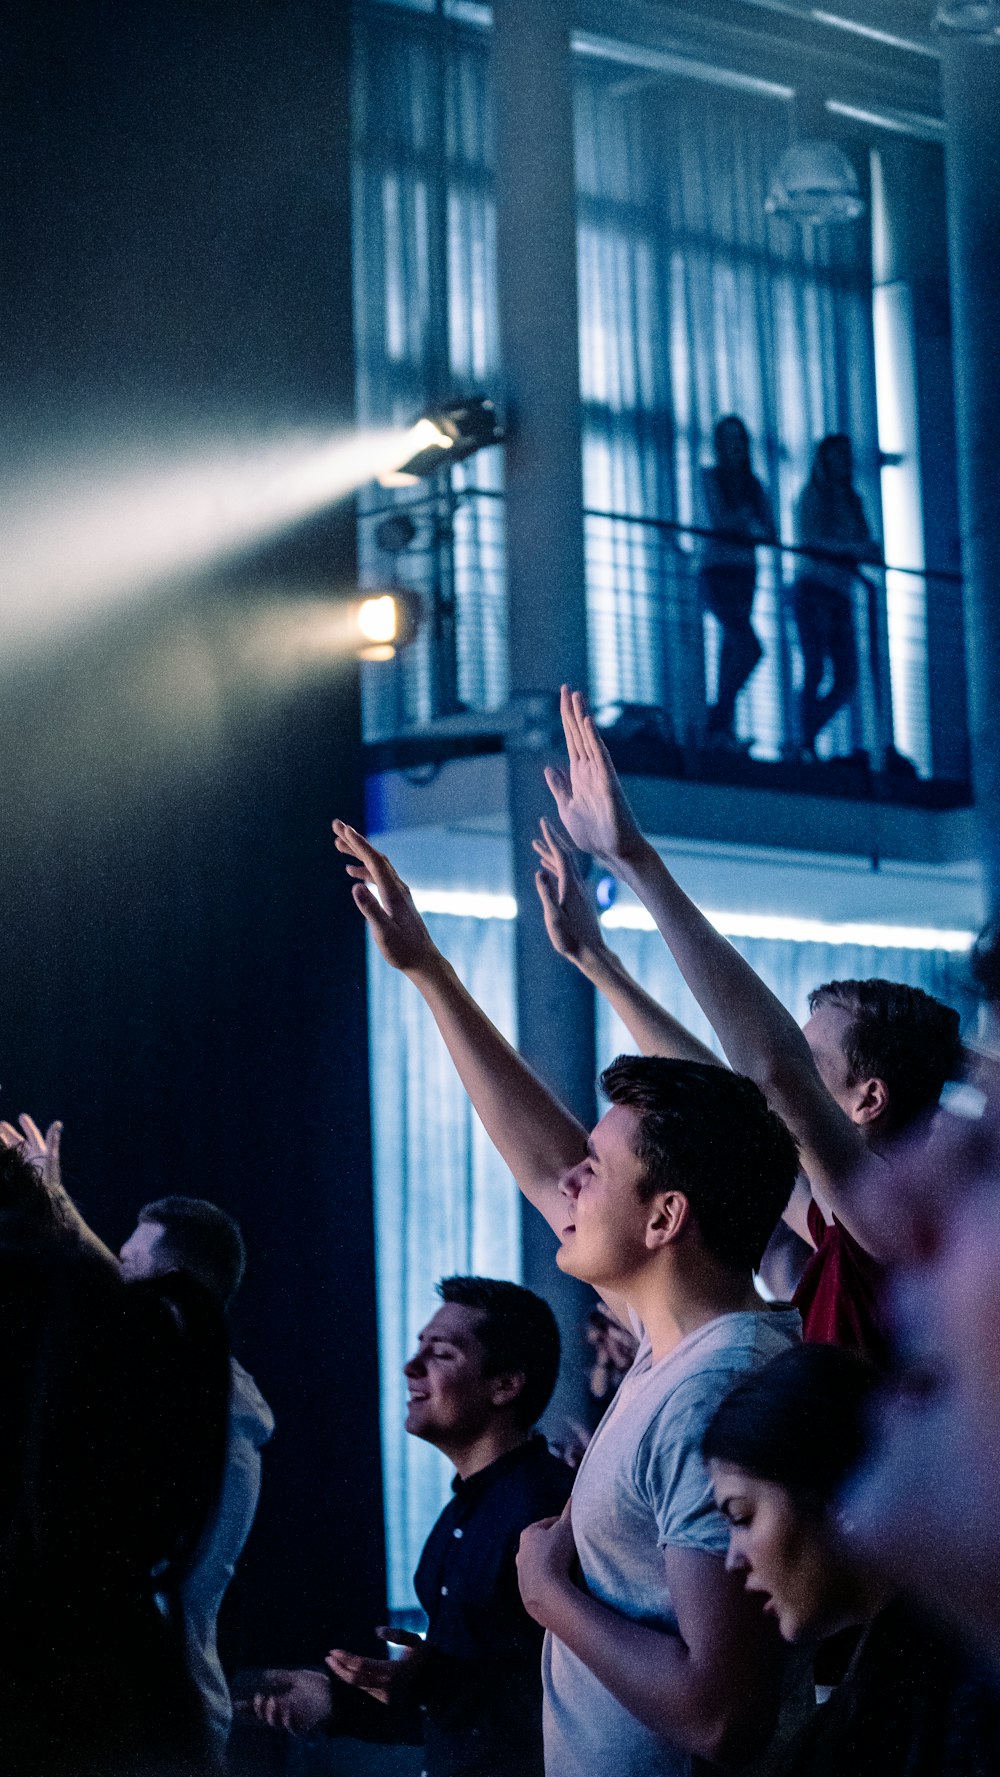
[
  {"x1": 793, "y1": 434, "x2": 881, "y2": 756},
  {"x1": 699, "y1": 415, "x2": 777, "y2": 747},
  {"x1": 702, "y1": 1343, "x2": 1000, "y2": 1776}
]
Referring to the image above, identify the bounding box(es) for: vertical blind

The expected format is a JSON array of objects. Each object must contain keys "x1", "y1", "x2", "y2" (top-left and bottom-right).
[{"x1": 575, "y1": 59, "x2": 883, "y2": 759}]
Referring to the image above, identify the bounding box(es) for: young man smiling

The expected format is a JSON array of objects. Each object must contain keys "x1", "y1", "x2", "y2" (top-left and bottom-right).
[
  {"x1": 252, "y1": 1277, "x2": 571, "y2": 1777},
  {"x1": 332, "y1": 821, "x2": 805, "y2": 1777}
]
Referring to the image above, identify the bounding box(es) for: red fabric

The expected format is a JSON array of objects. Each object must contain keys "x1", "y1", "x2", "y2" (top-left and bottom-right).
[{"x1": 792, "y1": 1198, "x2": 889, "y2": 1369}]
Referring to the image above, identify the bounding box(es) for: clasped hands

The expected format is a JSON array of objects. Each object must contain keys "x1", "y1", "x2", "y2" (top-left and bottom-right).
[{"x1": 516, "y1": 1499, "x2": 580, "y2": 1628}]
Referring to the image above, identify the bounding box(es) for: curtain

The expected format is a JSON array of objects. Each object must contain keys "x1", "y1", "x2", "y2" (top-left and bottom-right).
[
  {"x1": 352, "y1": 0, "x2": 506, "y2": 732},
  {"x1": 575, "y1": 59, "x2": 882, "y2": 760},
  {"x1": 595, "y1": 925, "x2": 969, "y2": 1067},
  {"x1": 367, "y1": 913, "x2": 521, "y2": 1612}
]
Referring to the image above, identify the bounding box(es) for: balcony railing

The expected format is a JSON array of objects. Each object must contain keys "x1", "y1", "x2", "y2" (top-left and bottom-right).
[{"x1": 360, "y1": 487, "x2": 970, "y2": 805}]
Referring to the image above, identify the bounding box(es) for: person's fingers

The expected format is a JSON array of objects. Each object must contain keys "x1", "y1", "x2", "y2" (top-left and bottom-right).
[
  {"x1": 377, "y1": 1626, "x2": 423, "y2": 1648},
  {"x1": 345, "y1": 863, "x2": 375, "y2": 881},
  {"x1": 582, "y1": 711, "x2": 615, "y2": 777},
  {"x1": 351, "y1": 883, "x2": 390, "y2": 930},
  {"x1": 539, "y1": 815, "x2": 571, "y2": 857},
  {"x1": 45, "y1": 1122, "x2": 62, "y2": 1176},
  {"x1": 18, "y1": 1113, "x2": 45, "y2": 1150},
  {"x1": 535, "y1": 868, "x2": 558, "y2": 916},
  {"x1": 560, "y1": 683, "x2": 584, "y2": 760},
  {"x1": 337, "y1": 826, "x2": 408, "y2": 907},
  {"x1": 544, "y1": 765, "x2": 572, "y2": 813},
  {"x1": 0, "y1": 1121, "x2": 22, "y2": 1148},
  {"x1": 551, "y1": 844, "x2": 572, "y2": 899},
  {"x1": 531, "y1": 836, "x2": 559, "y2": 874},
  {"x1": 572, "y1": 691, "x2": 598, "y2": 761},
  {"x1": 326, "y1": 1649, "x2": 367, "y2": 1682}
]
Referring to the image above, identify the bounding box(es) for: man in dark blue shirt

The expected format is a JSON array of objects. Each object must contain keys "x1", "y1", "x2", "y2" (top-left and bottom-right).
[{"x1": 252, "y1": 1276, "x2": 572, "y2": 1776}]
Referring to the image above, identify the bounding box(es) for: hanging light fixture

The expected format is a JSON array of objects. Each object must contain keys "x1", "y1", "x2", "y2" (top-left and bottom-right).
[
  {"x1": 934, "y1": 0, "x2": 1000, "y2": 34},
  {"x1": 765, "y1": 139, "x2": 865, "y2": 226},
  {"x1": 378, "y1": 396, "x2": 504, "y2": 487}
]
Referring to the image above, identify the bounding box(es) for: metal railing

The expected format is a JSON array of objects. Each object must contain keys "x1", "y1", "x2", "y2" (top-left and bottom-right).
[{"x1": 359, "y1": 488, "x2": 970, "y2": 800}]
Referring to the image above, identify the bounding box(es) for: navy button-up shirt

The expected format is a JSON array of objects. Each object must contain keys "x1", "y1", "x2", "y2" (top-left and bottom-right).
[{"x1": 413, "y1": 1434, "x2": 573, "y2": 1777}]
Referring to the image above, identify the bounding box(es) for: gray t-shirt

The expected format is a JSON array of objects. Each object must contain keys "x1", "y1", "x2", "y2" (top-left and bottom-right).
[{"x1": 542, "y1": 1306, "x2": 803, "y2": 1777}]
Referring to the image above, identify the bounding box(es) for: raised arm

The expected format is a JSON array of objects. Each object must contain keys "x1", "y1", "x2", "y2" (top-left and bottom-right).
[
  {"x1": 532, "y1": 819, "x2": 719, "y2": 1069},
  {"x1": 542, "y1": 690, "x2": 871, "y2": 1246},
  {"x1": 332, "y1": 822, "x2": 587, "y2": 1234},
  {"x1": 0, "y1": 1114, "x2": 119, "y2": 1267}
]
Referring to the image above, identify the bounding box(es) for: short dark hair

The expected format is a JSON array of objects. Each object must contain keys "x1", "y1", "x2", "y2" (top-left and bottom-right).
[
  {"x1": 808, "y1": 978, "x2": 962, "y2": 1130},
  {"x1": 702, "y1": 1342, "x2": 878, "y2": 1512},
  {"x1": 0, "y1": 1143, "x2": 60, "y2": 1239},
  {"x1": 437, "y1": 1276, "x2": 561, "y2": 1429},
  {"x1": 137, "y1": 1196, "x2": 246, "y2": 1305},
  {"x1": 599, "y1": 1056, "x2": 799, "y2": 1275}
]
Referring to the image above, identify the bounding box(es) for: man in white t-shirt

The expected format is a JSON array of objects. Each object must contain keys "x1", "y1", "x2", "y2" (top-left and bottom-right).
[{"x1": 333, "y1": 821, "x2": 806, "y2": 1776}]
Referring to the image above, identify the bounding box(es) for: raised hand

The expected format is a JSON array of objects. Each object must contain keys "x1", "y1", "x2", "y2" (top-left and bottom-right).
[
  {"x1": 532, "y1": 817, "x2": 607, "y2": 967},
  {"x1": 544, "y1": 686, "x2": 645, "y2": 869},
  {"x1": 250, "y1": 1668, "x2": 332, "y2": 1735},
  {"x1": 0, "y1": 1112, "x2": 63, "y2": 1196},
  {"x1": 325, "y1": 1626, "x2": 428, "y2": 1707},
  {"x1": 332, "y1": 822, "x2": 440, "y2": 975}
]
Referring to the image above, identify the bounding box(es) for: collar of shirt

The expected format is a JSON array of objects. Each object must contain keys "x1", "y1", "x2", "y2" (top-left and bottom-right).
[{"x1": 449, "y1": 1433, "x2": 548, "y2": 1509}]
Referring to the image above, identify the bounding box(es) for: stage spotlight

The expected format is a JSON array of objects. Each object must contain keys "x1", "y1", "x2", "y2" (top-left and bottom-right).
[
  {"x1": 378, "y1": 397, "x2": 503, "y2": 487},
  {"x1": 353, "y1": 587, "x2": 424, "y2": 661}
]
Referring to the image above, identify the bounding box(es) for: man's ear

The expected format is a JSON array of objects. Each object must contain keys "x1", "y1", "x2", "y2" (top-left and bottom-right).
[
  {"x1": 645, "y1": 1190, "x2": 691, "y2": 1251},
  {"x1": 853, "y1": 1075, "x2": 890, "y2": 1126},
  {"x1": 490, "y1": 1369, "x2": 527, "y2": 1411}
]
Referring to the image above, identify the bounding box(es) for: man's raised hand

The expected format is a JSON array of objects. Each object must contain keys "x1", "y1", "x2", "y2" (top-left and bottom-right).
[
  {"x1": 333, "y1": 822, "x2": 440, "y2": 975},
  {"x1": 325, "y1": 1626, "x2": 429, "y2": 1707},
  {"x1": 0, "y1": 1112, "x2": 63, "y2": 1196},
  {"x1": 532, "y1": 818, "x2": 607, "y2": 968},
  {"x1": 544, "y1": 686, "x2": 645, "y2": 870}
]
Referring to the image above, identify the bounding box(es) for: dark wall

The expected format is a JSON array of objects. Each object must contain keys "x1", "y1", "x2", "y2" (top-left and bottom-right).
[{"x1": 2, "y1": 1, "x2": 386, "y2": 1662}]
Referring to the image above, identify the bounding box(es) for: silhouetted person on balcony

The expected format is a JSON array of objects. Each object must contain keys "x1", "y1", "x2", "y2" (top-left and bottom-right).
[
  {"x1": 699, "y1": 416, "x2": 777, "y2": 748},
  {"x1": 794, "y1": 435, "x2": 881, "y2": 757}
]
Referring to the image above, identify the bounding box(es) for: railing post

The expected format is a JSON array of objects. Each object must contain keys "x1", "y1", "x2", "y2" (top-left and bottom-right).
[
  {"x1": 940, "y1": 35, "x2": 1000, "y2": 909},
  {"x1": 492, "y1": 0, "x2": 595, "y2": 1436}
]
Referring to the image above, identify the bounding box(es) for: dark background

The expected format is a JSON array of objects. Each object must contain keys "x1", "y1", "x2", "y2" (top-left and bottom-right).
[{"x1": 1, "y1": 0, "x2": 386, "y2": 1663}]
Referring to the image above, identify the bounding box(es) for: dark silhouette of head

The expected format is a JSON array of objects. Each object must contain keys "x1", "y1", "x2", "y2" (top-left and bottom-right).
[{"x1": 122, "y1": 1197, "x2": 246, "y2": 1305}]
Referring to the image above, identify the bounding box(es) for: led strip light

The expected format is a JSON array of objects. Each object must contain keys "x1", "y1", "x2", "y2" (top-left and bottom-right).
[{"x1": 410, "y1": 889, "x2": 974, "y2": 953}]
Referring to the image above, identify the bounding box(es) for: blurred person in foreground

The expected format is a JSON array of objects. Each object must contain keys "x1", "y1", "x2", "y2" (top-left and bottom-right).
[
  {"x1": 0, "y1": 1132, "x2": 229, "y2": 1776},
  {"x1": 251, "y1": 1277, "x2": 572, "y2": 1777},
  {"x1": 2, "y1": 1115, "x2": 273, "y2": 1768},
  {"x1": 835, "y1": 925, "x2": 1000, "y2": 1672},
  {"x1": 703, "y1": 1342, "x2": 1000, "y2": 1775}
]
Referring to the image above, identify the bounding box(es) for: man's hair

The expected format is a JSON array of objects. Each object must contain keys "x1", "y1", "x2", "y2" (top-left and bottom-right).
[
  {"x1": 137, "y1": 1196, "x2": 246, "y2": 1305},
  {"x1": 599, "y1": 1056, "x2": 799, "y2": 1274},
  {"x1": 702, "y1": 1342, "x2": 877, "y2": 1512},
  {"x1": 436, "y1": 1276, "x2": 561, "y2": 1429},
  {"x1": 808, "y1": 978, "x2": 962, "y2": 1130},
  {"x1": 0, "y1": 1144, "x2": 60, "y2": 1240}
]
